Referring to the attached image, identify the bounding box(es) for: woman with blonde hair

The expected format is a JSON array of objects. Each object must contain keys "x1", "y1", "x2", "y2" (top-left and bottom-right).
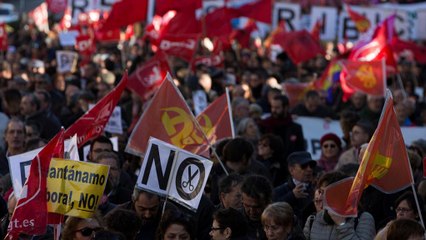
[{"x1": 261, "y1": 202, "x2": 304, "y2": 240}]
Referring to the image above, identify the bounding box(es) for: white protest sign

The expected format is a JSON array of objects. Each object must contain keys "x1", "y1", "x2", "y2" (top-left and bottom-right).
[
  {"x1": 294, "y1": 117, "x2": 343, "y2": 160},
  {"x1": 273, "y1": 3, "x2": 301, "y2": 31},
  {"x1": 401, "y1": 127, "x2": 426, "y2": 146},
  {"x1": 192, "y1": 90, "x2": 208, "y2": 116},
  {"x1": 58, "y1": 31, "x2": 79, "y2": 47},
  {"x1": 136, "y1": 137, "x2": 212, "y2": 211},
  {"x1": 310, "y1": 6, "x2": 338, "y2": 41},
  {"x1": 68, "y1": 0, "x2": 116, "y2": 24},
  {"x1": 65, "y1": 134, "x2": 80, "y2": 161},
  {"x1": 89, "y1": 104, "x2": 123, "y2": 134},
  {"x1": 56, "y1": 50, "x2": 78, "y2": 73}
]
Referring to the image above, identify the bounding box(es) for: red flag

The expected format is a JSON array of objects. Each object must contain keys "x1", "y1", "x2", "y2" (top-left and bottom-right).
[
  {"x1": 324, "y1": 92, "x2": 414, "y2": 217},
  {"x1": 100, "y1": 0, "x2": 148, "y2": 32},
  {"x1": 155, "y1": 0, "x2": 201, "y2": 16},
  {"x1": 282, "y1": 82, "x2": 314, "y2": 108},
  {"x1": 205, "y1": 7, "x2": 235, "y2": 39},
  {"x1": 346, "y1": 4, "x2": 371, "y2": 33},
  {"x1": 158, "y1": 35, "x2": 199, "y2": 62},
  {"x1": 310, "y1": 19, "x2": 322, "y2": 42},
  {"x1": 278, "y1": 30, "x2": 325, "y2": 65},
  {"x1": 339, "y1": 59, "x2": 386, "y2": 100},
  {"x1": 75, "y1": 34, "x2": 95, "y2": 56},
  {"x1": 127, "y1": 52, "x2": 171, "y2": 101},
  {"x1": 196, "y1": 92, "x2": 234, "y2": 144},
  {"x1": 0, "y1": 23, "x2": 7, "y2": 51},
  {"x1": 144, "y1": 11, "x2": 177, "y2": 46},
  {"x1": 126, "y1": 74, "x2": 210, "y2": 157},
  {"x1": 227, "y1": 0, "x2": 272, "y2": 24},
  {"x1": 191, "y1": 53, "x2": 224, "y2": 71},
  {"x1": 46, "y1": 0, "x2": 67, "y2": 14},
  {"x1": 349, "y1": 15, "x2": 397, "y2": 72},
  {"x1": 264, "y1": 21, "x2": 286, "y2": 50},
  {"x1": 160, "y1": 10, "x2": 201, "y2": 36},
  {"x1": 64, "y1": 73, "x2": 128, "y2": 148},
  {"x1": 230, "y1": 19, "x2": 257, "y2": 49},
  {"x1": 391, "y1": 36, "x2": 426, "y2": 64},
  {"x1": 6, "y1": 129, "x2": 64, "y2": 239}
]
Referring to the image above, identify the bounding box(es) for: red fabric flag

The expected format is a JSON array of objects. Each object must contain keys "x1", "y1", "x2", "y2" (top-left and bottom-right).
[
  {"x1": 311, "y1": 19, "x2": 322, "y2": 42},
  {"x1": 230, "y1": 19, "x2": 257, "y2": 49},
  {"x1": 339, "y1": 60, "x2": 386, "y2": 101},
  {"x1": 196, "y1": 92, "x2": 234, "y2": 144},
  {"x1": 64, "y1": 73, "x2": 128, "y2": 148},
  {"x1": 0, "y1": 23, "x2": 7, "y2": 51},
  {"x1": 144, "y1": 11, "x2": 177, "y2": 46},
  {"x1": 205, "y1": 7, "x2": 235, "y2": 39},
  {"x1": 349, "y1": 15, "x2": 397, "y2": 73},
  {"x1": 324, "y1": 92, "x2": 414, "y2": 217},
  {"x1": 391, "y1": 36, "x2": 426, "y2": 64},
  {"x1": 158, "y1": 35, "x2": 199, "y2": 62},
  {"x1": 191, "y1": 53, "x2": 224, "y2": 71},
  {"x1": 126, "y1": 74, "x2": 210, "y2": 157},
  {"x1": 264, "y1": 21, "x2": 286, "y2": 50},
  {"x1": 75, "y1": 34, "x2": 95, "y2": 56},
  {"x1": 282, "y1": 82, "x2": 314, "y2": 108},
  {"x1": 160, "y1": 10, "x2": 201, "y2": 36},
  {"x1": 127, "y1": 52, "x2": 171, "y2": 101},
  {"x1": 346, "y1": 4, "x2": 371, "y2": 33},
  {"x1": 156, "y1": 0, "x2": 202, "y2": 16},
  {"x1": 227, "y1": 0, "x2": 272, "y2": 24},
  {"x1": 100, "y1": 0, "x2": 148, "y2": 32},
  {"x1": 6, "y1": 129, "x2": 64, "y2": 239},
  {"x1": 278, "y1": 30, "x2": 325, "y2": 65}
]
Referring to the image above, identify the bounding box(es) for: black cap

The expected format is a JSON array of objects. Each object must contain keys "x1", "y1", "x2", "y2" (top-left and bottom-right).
[{"x1": 287, "y1": 151, "x2": 316, "y2": 166}]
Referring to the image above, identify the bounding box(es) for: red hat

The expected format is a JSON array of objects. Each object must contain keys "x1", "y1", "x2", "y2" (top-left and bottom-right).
[{"x1": 320, "y1": 133, "x2": 342, "y2": 149}]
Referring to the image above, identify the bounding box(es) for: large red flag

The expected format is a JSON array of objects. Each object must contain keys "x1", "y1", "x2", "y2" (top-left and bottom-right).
[
  {"x1": 155, "y1": 0, "x2": 202, "y2": 16},
  {"x1": 391, "y1": 36, "x2": 426, "y2": 64},
  {"x1": 196, "y1": 92, "x2": 234, "y2": 144},
  {"x1": 339, "y1": 59, "x2": 386, "y2": 101},
  {"x1": 205, "y1": 7, "x2": 235, "y2": 39},
  {"x1": 227, "y1": 0, "x2": 272, "y2": 24},
  {"x1": 126, "y1": 74, "x2": 210, "y2": 157},
  {"x1": 6, "y1": 129, "x2": 64, "y2": 239},
  {"x1": 158, "y1": 35, "x2": 199, "y2": 62},
  {"x1": 100, "y1": 0, "x2": 148, "y2": 32},
  {"x1": 64, "y1": 73, "x2": 128, "y2": 147},
  {"x1": 346, "y1": 4, "x2": 371, "y2": 33},
  {"x1": 0, "y1": 23, "x2": 7, "y2": 51},
  {"x1": 144, "y1": 11, "x2": 177, "y2": 46},
  {"x1": 127, "y1": 52, "x2": 171, "y2": 101},
  {"x1": 324, "y1": 91, "x2": 414, "y2": 217},
  {"x1": 278, "y1": 30, "x2": 325, "y2": 65}
]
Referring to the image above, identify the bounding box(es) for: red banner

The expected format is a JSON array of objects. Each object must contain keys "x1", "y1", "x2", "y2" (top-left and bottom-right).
[
  {"x1": 100, "y1": 0, "x2": 148, "y2": 32},
  {"x1": 158, "y1": 35, "x2": 199, "y2": 62}
]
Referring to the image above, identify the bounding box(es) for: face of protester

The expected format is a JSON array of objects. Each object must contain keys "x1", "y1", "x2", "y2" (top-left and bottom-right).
[
  {"x1": 209, "y1": 219, "x2": 230, "y2": 240},
  {"x1": 289, "y1": 162, "x2": 314, "y2": 183},
  {"x1": 258, "y1": 140, "x2": 273, "y2": 159},
  {"x1": 350, "y1": 126, "x2": 370, "y2": 148},
  {"x1": 242, "y1": 193, "x2": 265, "y2": 221},
  {"x1": 73, "y1": 218, "x2": 101, "y2": 240},
  {"x1": 134, "y1": 193, "x2": 160, "y2": 225},
  {"x1": 5, "y1": 121, "x2": 25, "y2": 153},
  {"x1": 20, "y1": 95, "x2": 37, "y2": 116},
  {"x1": 263, "y1": 217, "x2": 289, "y2": 240},
  {"x1": 367, "y1": 96, "x2": 384, "y2": 113},
  {"x1": 220, "y1": 183, "x2": 242, "y2": 209},
  {"x1": 321, "y1": 140, "x2": 339, "y2": 159},
  {"x1": 89, "y1": 142, "x2": 112, "y2": 162},
  {"x1": 304, "y1": 96, "x2": 319, "y2": 113},
  {"x1": 98, "y1": 157, "x2": 120, "y2": 188},
  {"x1": 396, "y1": 200, "x2": 418, "y2": 220},
  {"x1": 163, "y1": 223, "x2": 191, "y2": 240},
  {"x1": 245, "y1": 120, "x2": 259, "y2": 138},
  {"x1": 270, "y1": 99, "x2": 286, "y2": 119}
]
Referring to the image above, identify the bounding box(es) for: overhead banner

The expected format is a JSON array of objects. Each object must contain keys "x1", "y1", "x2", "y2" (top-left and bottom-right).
[
  {"x1": 136, "y1": 137, "x2": 212, "y2": 211},
  {"x1": 46, "y1": 158, "x2": 109, "y2": 218}
]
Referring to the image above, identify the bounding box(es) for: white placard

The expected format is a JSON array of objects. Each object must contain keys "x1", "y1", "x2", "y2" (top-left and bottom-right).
[
  {"x1": 192, "y1": 90, "x2": 208, "y2": 116},
  {"x1": 272, "y1": 2, "x2": 301, "y2": 31},
  {"x1": 58, "y1": 31, "x2": 79, "y2": 47},
  {"x1": 56, "y1": 50, "x2": 78, "y2": 73},
  {"x1": 310, "y1": 6, "x2": 338, "y2": 41}
]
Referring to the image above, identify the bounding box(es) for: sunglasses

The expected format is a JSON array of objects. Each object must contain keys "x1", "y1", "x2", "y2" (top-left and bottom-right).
[
  {"x1": 75, "y1": 227, "x2": 102, "y2": 237},
  {"x1": 301, "y1": 162, "x2": 316, "y2": 169},
  {"x1": 322, "y1": 144, "x2": 337, "y2": 149}
]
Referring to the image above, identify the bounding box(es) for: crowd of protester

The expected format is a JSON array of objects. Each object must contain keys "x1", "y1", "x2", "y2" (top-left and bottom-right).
[{"x1": 0, "y1": 11, "x2": 426, "y2": 239}]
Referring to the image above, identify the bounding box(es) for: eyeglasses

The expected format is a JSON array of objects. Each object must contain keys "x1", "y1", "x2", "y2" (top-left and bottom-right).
[
  {"x1": 75, "y1": 227, "x2": 101, "y2": 237},
  {"x1": 301, "y1": 163, "x2": 315, "y2": 169},
  {"x1": 263, "y1": 225, "x2": 280, "y2": 232},
  {"x1": 210, "y1": 227, "x2": 225, "y2": 231},
  {"x1": 322, "y1": 144, "x2": 337, "y2": 149},
  {"x1": 395, "y1": 207, "x2": 413, "y2": 213}
]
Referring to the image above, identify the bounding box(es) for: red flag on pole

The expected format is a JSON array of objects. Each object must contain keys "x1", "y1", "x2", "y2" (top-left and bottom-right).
[
  {"x1": 227, "y1": 0, "x2": 272, "y2": 24},
  {"x1": 126, "y1": 74, "x2": 210, "y2": 157},
  {"x1": 196, "y1": 91, "x2": 234, "y2": 144},
  {"x1": 64, "y1": 73, "x2": 128, "y2": 148},
  {"x1": 324, "y1": 91, "x2": 414, "y2": 217},
  {"x1": 127, "y1": 51, "x2": 171, "y2": 101},
  {"x1": 100, "y1": 0, "x2": 148, "y2": 32},
  {"x1": 278, "y1": 30, "x2": 325, "y2": 65},
  {"x1": 6, "y1": 129, "x2": 65, "y2": 239},
  {"x1": 345, "y1": 4, "x2": 371, "y2": 33},
  {"x1": 158, "y1": 35, "x2": 200, "y2": 62},
  {"x1": 339, "y1": 59, "x2": 386, "y2": 100}
]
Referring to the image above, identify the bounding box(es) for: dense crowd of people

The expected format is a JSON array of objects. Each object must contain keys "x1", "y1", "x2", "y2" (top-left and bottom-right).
[{"x1": 0, "y1": 8, "x2": 426, "y2": 239}]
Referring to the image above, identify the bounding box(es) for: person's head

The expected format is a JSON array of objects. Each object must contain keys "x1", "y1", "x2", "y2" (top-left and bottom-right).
[
  {"x1": 2, "y1": 88, "x2": 22, "y2": 117},
  {"x1": 241, "y1": 175, "x2": 272, "y2": 221},
  {"x1": 315, "y1": 171, "x2": 348, "y2": 211},
  {"x1": 386, "y1": 218, "x2": 425, "y2": 240},
  {"x1": 210, "y1": 208, "x2": 248, "y2": 240},
  {"x1": 366, "y1": 95, "x2": 384, "y2": 113},
  {"x1": 96, "y1": 152, "x2": 121, "y2": 189},
  {"x1": 232, "y1": 97, "x2": 250, "y2": 122},
  {"x1": 304, "y1": 90, "x2": 320, "y2": 113},
  {"x1": 350, "y1": 120, "x2": 373, "y2": 148},
  {"x1": 62, "y1": 216, "x2": 103, "y2": 240},
  {"x1": 24, "y1": 122, "x2": 41, "y2": 144},
  {"x1": 261, "y1": 202, "x2": 294, "y2": 240},
  {"x1": 257, "y1": 134, "x2": 284, "y2": 160},
  {"x1": 350, "y1": 91, "x2": 366, "y2": 110},
  {"x1": 270, "y1": 95, "x2": 289, "y2": 119},
  {"x1": 104, "y1": 208, "x2": 142, "y2": 240},
  {"x1": 33, "y1": 73, "x2": 52, "y2": 91},
  {"x1": 20, "y1": 93, "x2": 40, "y2": 117},
  {"x1": 339, "y1": 110, "x2": 360, "y2": 139},
  {"x1": 320, "y1": 133, "x2": 342, "y2": 159},
  {"x1": 236, "y1": 117, "x2": 260, "y2": 140},
  {"x1": 287, "y1": 151, "x2": 316, "y2": 183},
  {"x1": 218, "y1": 173, "x2": 243, "y2": 209},
  {"x1": 223, "y1": 137, "x2": 254, "y2": 173},
  {"x1": 157, "y1": 210, "x2": 194, "y2": 240},
  {"x1": 4, "y1": 118, "x2": 26, "y2": 154},
  {"x1": 88, "y1": 136, "x2": 113, "y2": 162},
  {"x1": 394, "y1": 191, "x2": 424, "y2": 221},
  {"x1": 34, "y1": 89, "x2": 51, "y2": 112},
  {"x1": 132, "y1": 188, "x2": 161, "y2": 225}
]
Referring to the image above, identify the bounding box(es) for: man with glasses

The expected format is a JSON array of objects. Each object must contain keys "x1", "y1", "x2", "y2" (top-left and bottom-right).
[{"x1": 273, "y1": 151, "x2": 316, "y2": 228}]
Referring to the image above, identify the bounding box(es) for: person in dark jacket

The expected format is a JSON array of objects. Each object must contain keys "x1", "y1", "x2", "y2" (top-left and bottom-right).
[{"x1": 210, "y1": 208, "x2": 249, "y2": 240}]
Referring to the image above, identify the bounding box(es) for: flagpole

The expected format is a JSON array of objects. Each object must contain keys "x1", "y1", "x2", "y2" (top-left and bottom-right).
[
  {"x1": 396, "y1": 74, "x2": 408, "y2": 99},
  {"x1": 410, "y1": 184, "x2": 426, "y2": 230},
  {"x1": 225, "y1": 88, "x2": 235, "y2": 138}
]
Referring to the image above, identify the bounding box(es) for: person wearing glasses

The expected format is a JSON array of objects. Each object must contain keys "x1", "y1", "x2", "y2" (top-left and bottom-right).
[
  {"x1": 375, "y1": 191, "x2": 425, "y2": 239},
  {"x1": 210, "y1": 208, "x2": 249, "y2": 240},
  {"x1": 317, "y1": 133, "x2": 342, "y2": 173},
  {"x1": 61, "y1": 215, "x2": 103, "y2": 240},
  {"x1": 261, "y1": 202, "x2": 304, "y2": 240}
]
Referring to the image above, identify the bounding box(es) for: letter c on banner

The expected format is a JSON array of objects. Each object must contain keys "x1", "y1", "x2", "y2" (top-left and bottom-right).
[{"x1": 175, "y1": 158, "x2": 205, "y2": 200}]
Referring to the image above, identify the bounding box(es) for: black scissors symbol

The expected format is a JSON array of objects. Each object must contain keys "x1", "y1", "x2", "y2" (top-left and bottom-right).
[{"x1": 182, "y1": 166, "x2": 199, "y2": 191}]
